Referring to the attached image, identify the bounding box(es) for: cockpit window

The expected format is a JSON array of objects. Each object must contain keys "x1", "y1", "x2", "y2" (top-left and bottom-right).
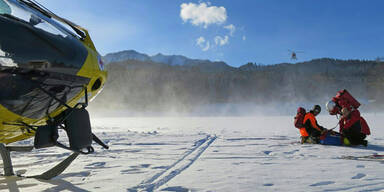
[
  {"x1": 19, "y1": 0, "x2": 85, "y2": 39},
  {"x1": 0, "y1": 0, "x2": 69, "y2": 38},
  {"x1": 0, "y1": 0, "x2": 10, "y2": 14},
  {"x1": 0, "y1": 0, "x2": 88, "y2": 73}
]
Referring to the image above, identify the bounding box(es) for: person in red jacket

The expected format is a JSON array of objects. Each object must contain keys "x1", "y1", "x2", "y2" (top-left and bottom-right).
[
  {"x1": 326, "y1": 89, "x2": 371, "y2": 146},
  {"x1": 339, "y1": 107, "x2": 369, "y2": 146}
]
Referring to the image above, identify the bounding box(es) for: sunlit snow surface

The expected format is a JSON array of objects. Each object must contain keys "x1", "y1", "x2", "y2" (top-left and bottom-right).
[{"x1": 2, "y1": 114, "x2": 384, "y2": 191}]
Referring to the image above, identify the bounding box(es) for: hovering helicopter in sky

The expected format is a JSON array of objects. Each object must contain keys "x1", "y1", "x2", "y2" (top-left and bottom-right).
[
  {"x1": 288, "y1": 49, "x2": 304, "y2": 60},
  {"x1": 0, "y1": 0, "x2": 108, "y2": 179}
]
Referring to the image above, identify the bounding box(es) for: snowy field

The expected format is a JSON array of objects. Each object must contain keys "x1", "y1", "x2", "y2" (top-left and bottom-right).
[{"x1": 1, "y1": 114, "x2": 384, "y2": 192}]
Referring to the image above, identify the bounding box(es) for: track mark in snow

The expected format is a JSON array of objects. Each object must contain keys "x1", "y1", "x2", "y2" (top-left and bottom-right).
[
  {"x1": 226, "y1": 137, "x2": 265, "y2": 141},
  {"x1": 310, "y1": 181, "x2": 335, "y2": 186},
  {"x1": 121, "y1": 169, "x2": 146, "y2": 175},
  {"x1": 141, "y1": 135, "x2": 212, "y2": 184},
  {"x1": 356, "y1": 165, "x2": 365, "y2": 168},
  {"x1": 134, "y1": 142, "x2": 175, "y2": 146},
  {"x1": 84, "y1": 161, "x2": 120, "y2": 170},
  {"x1": 58, "y1": 171, "x2": 91, "y2": 178},
  {"x1": 204, "y1": 156, "x2": 269, "y2": 160},
  {"x1": 84, "y1": 162, "x2": 106, "y2": 169},
  {"x1": 161, "y1": 186, "x2": 190, "y2": 192},
  {"x1": 263, "y1": 151, "x2": 272, "y2": 155},
  {"x1": 152, "y1": 166, "x2": 169, "y2": 169},
  {"x1": 323, "y1": 182, "x2": 384, "y2": 191},
  {"x1": 268, "y1": 136, "x2": 289, "y2": 140},
  {"x1": 352, "y1": 173, "x2": 366, "y2": 179},
  {"x1": 283, "y1": 149, "x2": 299, "y2": 155},
  {"x1": 129, "y1": 135, "x2": 217, "y2": 192},
  {"x1": 130, "y1": 164, "x2": 151, "y2": 169}
]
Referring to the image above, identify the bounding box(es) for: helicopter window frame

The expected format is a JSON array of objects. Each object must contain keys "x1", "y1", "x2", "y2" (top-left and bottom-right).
[
  {"x1": 20, "y1": 0, "x2": 86, "y2": 40},
  {"x1": 50, "y1": 16, "x2": 85, "y2": 40},
  {"x1": 5, "y1": 0, "x2": 83, "y2": 40}
]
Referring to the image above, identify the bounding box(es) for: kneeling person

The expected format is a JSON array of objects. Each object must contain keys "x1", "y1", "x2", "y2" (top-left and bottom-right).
[
  {"x1": 302, "y1": 105, "x2": 327, "y2": 144},
  {"x1": 339, "y1": 107, "x2": 368, "y2": 146}
]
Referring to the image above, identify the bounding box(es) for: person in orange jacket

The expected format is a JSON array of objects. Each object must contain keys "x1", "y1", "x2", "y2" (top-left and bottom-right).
[
  {"x1": 339, "y1": 107, "x2": 369, "y2": 146},
  {"x1": 302, "y1": 105, "x2": 327, "y2": 144}
]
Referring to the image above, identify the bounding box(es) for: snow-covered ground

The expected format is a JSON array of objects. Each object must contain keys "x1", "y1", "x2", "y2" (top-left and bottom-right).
[{"x1": 1, "y1": 114, "x2": 384, "y2": 191}]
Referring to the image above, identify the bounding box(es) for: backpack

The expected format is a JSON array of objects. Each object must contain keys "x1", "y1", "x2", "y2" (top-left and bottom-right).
[
  {"x1": 333, "y1": 89, "x2": 361, "y2": 110},
  {"x1": 294, "y1": 107, "x2": 306, "y2": 129},
  {"x1": 360, "y1": 117, "x2": 371, "y2": 135}
]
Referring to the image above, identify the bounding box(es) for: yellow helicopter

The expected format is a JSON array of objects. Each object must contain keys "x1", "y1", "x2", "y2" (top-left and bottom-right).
[{"x1": 0, "y1": 0, "x2": 108, "y2": 179}]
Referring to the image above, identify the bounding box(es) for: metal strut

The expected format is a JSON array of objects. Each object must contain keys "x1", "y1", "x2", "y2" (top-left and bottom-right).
[
  {"x1": 0, "y1": 144, "x2": 14, "y2": 176},
  {"x1": 0, "y1": 144, "x2": 34, "y2": 176}
]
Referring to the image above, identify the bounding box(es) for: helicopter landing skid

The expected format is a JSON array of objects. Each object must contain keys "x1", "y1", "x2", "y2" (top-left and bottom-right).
[{"x1": 0, "y1": 143, "x2": 79, "y2": 180}]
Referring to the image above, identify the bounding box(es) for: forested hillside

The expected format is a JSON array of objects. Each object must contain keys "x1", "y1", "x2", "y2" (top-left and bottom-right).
[{"x1": 89, "y1": 58, "x2": 384, "y2": 114}]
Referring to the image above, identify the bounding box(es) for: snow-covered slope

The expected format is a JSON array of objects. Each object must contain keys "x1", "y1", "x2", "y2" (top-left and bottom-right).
[{"x1": 2, "y1": 114, "x2": 384, "y2": 191}]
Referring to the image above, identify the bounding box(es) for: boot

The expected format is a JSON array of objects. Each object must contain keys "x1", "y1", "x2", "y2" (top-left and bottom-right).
[{"x1": 361, "y1": 140, "x2": 368, "y2": 147}]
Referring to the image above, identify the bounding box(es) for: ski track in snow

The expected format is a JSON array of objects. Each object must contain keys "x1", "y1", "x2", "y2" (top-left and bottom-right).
[{"x1": 129, "y1": 135, "x2": 217, "y2": 191}]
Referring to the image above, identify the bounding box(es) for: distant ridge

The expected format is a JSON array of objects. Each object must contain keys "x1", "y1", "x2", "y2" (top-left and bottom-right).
[
  {"x1": 103, "y1": 50, "x2": 380, "y2": 73},
  {"x1": 103, "y1": 50, "x2": 234, "y2": 72},
  {"x1": 103, "y1": 50, "x2": 151, "y2": 63}
]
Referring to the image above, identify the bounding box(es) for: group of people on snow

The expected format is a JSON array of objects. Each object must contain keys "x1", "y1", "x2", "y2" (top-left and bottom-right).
[{"x1": 295, "y1": 89, "x2": 370, "y2": 146}]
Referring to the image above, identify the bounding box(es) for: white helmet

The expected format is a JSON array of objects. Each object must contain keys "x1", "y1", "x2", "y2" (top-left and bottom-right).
[{"x1": 326, "y1": 100, "x2": 336, "y2": 112}]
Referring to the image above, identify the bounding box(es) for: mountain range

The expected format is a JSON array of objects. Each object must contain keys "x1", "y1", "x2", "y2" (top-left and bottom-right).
[{"x1": 103, "y1": 50, "x2": 234, "y2": 72}]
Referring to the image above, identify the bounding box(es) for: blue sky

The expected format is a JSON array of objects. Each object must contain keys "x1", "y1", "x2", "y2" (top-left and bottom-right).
[{"x1": 38, "y1": 0, "x2": 384, "y2": 67}]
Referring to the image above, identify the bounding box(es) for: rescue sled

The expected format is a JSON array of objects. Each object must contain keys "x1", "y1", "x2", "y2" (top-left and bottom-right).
[{"x1": 0, "y1": 0, "x2": 108, "y2": 179}]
